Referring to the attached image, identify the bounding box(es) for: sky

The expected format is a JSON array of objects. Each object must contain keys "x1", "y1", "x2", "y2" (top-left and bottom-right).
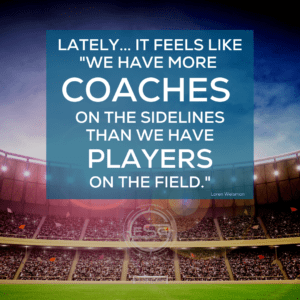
[{"x1": 1, "y1": 0, "x2": 299, "y2": 161}]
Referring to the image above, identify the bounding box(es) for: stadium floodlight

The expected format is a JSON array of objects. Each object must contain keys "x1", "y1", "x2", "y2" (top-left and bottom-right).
[
  {"x1": 24, "y1": 158, "x2": 30, "y2": 177},
  {"x1": 132, "y1": 276, "x2": 168, "y2": 284},
  {"x1": 274, "y1": 170, "x2": 279, "y2": 176},
  {"x1": 297, "y1": 165, "x2": 300, "y2": 171},
  {"x1": 1, "y1": 165, "x2": 8, "y2": 172}
]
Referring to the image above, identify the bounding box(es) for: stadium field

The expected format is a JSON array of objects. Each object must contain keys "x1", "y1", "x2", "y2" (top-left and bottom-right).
[{"x1": 0, "y1": 284, "x2": 300, "y2": 300}]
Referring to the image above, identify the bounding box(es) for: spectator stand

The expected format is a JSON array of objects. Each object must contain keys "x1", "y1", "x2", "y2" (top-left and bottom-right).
[
  {"x1": 127, "y1": 248, "x2": 175, "y2": 281},
  {"x1": 37, "y1": 215, "x2": 85, "y2": 241},
  {"x1": 227, "y1": 247, "x2": 284, "y2": 281},
  {"x1": 19, "y1": 248, "x2": 75, "y2": 281},
  {"x1": 178, "y1": 248, "x2": 230, "y2": 281},
  {"x1": 72, "y1": 248, "x2": 124, "y2": 281},
  {"x1": 262, "y1": 211, "x2": 300, "y2": 239},
  {"x1": 278, "y1": 245, "x2": 300, "y2": 280},
  {"x1": 0, "y1": 246, "x2": 25, "y2": 280},
  {"x1": 218, "y1": 216, "x2": 266, "y2": 240},
  {"x1": 0, "y1": 211, "x2": 41, "y2": 239}
]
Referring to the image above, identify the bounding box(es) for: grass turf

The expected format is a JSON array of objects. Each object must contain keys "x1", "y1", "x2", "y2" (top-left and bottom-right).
[{"x1": 0, "y1": 284, "x2": 299, "y2": 300}]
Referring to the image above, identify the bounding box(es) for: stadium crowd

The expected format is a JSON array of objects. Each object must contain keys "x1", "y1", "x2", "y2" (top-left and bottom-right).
[
  {"x1": 262, "y1": 211, "x2": 300, "y2": 238},
  {"x1": 176, "y1": 217, "x2": 219, "y2": 241},
  {"x1": 127, "y1": 249, "x2": 175, "y2": 281},
  {"x1": 228, "y1": 248, "x2": 284, "y2": 280},
  {"x1": 84, "y1": 217, "x2": 125, "y2": 241},
  {"x1": 73, "y1": 249, "x2": 124, "y2": 281},
  {"x1": 0, "y1": 246, "x2": 24, "y2": 279},
  {"x1": 0, "y1": 245, "x2": 298, "y2": 281},
  {"x1": 279, "y1": 247, "x2": 300, "y2": 280},
  {"x1": 20, "y1": 248, "x2": 74, "y2": 280},
  {"x1": 37, "y1": 215, "x2": 84, "y2": 240},
  {"x1": 218, "y1": 216, "x2": 266, "y2": 240},
  {"x1": 1, "y1": 209, "x2": 299, "y2": 242},
  {"x1": 179, "y1": 253, "x2": 229, "y2": 281},
  {"x1": 0, "y1": 211, "x2": 41, "y2": 238}
]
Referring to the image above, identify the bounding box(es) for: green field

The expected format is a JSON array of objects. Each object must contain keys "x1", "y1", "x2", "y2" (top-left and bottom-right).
[{"x1": 0, "y1": 284, "x2": 300, "y2": 300}]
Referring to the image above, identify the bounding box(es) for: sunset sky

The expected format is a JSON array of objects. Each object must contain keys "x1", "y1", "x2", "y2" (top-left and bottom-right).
[{"x1": 1, "y1": 0, "x2": 299, "y2": 161}]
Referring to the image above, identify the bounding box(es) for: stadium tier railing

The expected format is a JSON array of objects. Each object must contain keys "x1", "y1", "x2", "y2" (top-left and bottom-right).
[
  {"x1": 225, "y1": 235, "x2": 266, "y2": 240},
  {"x1": 183, "y1": 277, "x2": 229, "y2": 281},
  {"x1": 83, "y1": 237, "x2": 122, "y2": 242},
  {"x1": 73, "y1": 276, "x2": 120, "y2": 281},
  {"x1": 20, "y1": 276, "x2": 62, "y2": 280},
  {"x1": 37, "y1": 236, "x2": 79, "y2": 240},
  {"x1": 129, "y1": 237, "x2": 168, "y2": 241},
  {"x1": 269, "y1": 233, "x2": 300, "y2": 238},
  {"x1": 132, "y1": 275, "x2": 169, "y2": 283},
  {"x1": 235, "y1": 276, "x2": 284, "y2": 280},
  {"x1": 1, "y1": 148, "x2": 299, "y2": 168},
  {"x1": 1, "y1": 236, "x2": 300, "y2": 248},
  {"x1": 178, "y1": 237, "x2": 219, "y2": 241},
  {"x1": 0, "y1": 233, "x2": 27, "y2": 239}
]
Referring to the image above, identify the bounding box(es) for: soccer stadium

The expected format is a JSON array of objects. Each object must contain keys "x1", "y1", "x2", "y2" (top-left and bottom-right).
[{"x1": 0, "y1": 148, "x2": 300, "y2": 299}]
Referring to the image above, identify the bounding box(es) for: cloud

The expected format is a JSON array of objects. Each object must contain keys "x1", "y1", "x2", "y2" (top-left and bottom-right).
[
  {"x1": 0, "y1": 86, "x2": 46, "y2": 160},
  {"x1": 1, "y1": 6, "x2": 300, "y2": 161},
  {"x1": 254, "y1": 102, "x2": 300, "y2": 159},
  {"x1": 254, "y1": 82, "x2": 297, "y2": 109}
]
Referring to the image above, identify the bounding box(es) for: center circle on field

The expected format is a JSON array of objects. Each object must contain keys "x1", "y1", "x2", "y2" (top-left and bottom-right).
[{"x1": 123, "y1": 206, "x2": 176, "y2": 253}]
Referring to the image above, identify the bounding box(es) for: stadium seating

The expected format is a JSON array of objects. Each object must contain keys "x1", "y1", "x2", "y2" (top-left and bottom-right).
[
  {"x1": 73, "y1": 249, "x2": 124, "y2": 281},
  {"x1": 218, "y1": 216, "x2": 266, "y2": 240},
  {"x1": 278, "y1": 246, "x2": 300, "y2": 279},
  {"x1": 228, "y1": 247, "x2": 284, "y2": 280},
  {"x1": 176, "y1": 217, "x2": 219, "y2": 241},
  {"x1": 19, "y1": 248, "x2": 75, "y2": 280},
  {"x1": 37, "y1": 215, "x2": 84, "y2": 240},
  {"x1": 1, "y1": 149, "x2": 300, "y2": 283},
  {"x1": 0, "y1": 246, "x2": 25, "y2": 279},
  {"x1": 127, "y1": 249, "x2": 175, "y2": 281},
  {"x1": 262, "y1": 211, "x2": 300, "y2": 238},
  {"x1": 84, "y1": 217, "x2": 125, "y2": 241},
  {"x1": 178, "y1": 250, "x2": 229, "y2": 281},
  {"x1": 0, "y1": 211, "x2": 41, "y2": 239}
]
